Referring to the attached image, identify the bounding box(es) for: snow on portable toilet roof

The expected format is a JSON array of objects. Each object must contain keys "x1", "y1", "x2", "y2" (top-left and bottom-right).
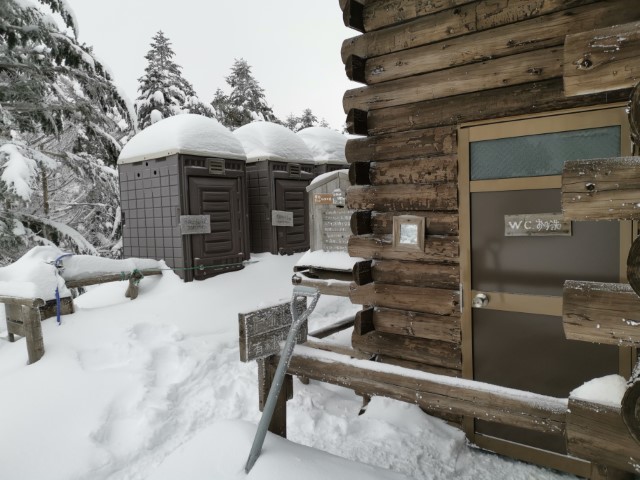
[
  {"x1": 233, "y1": 121, "x2": 315, "y2": 164},
  {"x1": 297, "y1": 127, "x2": 347, "y2": 164},
  {"x1": 117, "y1": 114, "x2": 246, "y2": 164}
]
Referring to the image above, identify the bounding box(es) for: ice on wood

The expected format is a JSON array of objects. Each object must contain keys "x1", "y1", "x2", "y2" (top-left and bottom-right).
[{"x1": 233, "y1": 122, "x2": 314, "y2": 164}]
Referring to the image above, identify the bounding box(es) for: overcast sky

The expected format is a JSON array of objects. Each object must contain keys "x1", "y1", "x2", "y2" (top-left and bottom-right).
[{"x1": 70, "y1": 1, "x2": 357, "y2": 130}]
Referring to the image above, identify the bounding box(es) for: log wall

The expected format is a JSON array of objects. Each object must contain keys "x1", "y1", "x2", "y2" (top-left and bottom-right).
[{"x1": 340, "y1": 0, "x2": 638, "y2": 395}]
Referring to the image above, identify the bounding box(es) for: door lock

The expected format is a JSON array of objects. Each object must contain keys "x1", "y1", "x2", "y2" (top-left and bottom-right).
[{"x1": 472, "y1": 293, "x2": 489, "y2": 308}]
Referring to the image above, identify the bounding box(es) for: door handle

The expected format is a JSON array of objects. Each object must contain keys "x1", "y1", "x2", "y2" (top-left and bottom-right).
[{"x1": 472, "y1": 293, "x2": 489, "y2": 308}]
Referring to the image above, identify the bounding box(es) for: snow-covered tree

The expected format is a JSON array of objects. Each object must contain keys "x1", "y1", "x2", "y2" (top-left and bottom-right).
[
  {"x1": 214, "y1": 58, "x2": 279, "y2": 129},
  {"x1": 284, "y1": 108, "x2": 330, "y2": 132},
  {"x1": 0, "y1": 0, "x2": 133, "y2": 264},
  {"x1": 135, "y1": 31, "x2": 214, "y2": 130}
]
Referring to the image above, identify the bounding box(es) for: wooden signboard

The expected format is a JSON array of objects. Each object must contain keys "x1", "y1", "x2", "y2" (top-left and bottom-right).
[
  {"x1": 504, "y1": 213, "x2": 571, "y2": 237},
  {"x1": 179, "y1": 215, "x2": 211, "y2": 235},
  {"x1": 314, "y1": 193, "x2": 334, "y2": 205},
  {"x1": 238, "y1": 298, "x2": 307, "y2": 362},
  {"x1": 271, "y1": 210, "x2": 294, "y2": 227}
]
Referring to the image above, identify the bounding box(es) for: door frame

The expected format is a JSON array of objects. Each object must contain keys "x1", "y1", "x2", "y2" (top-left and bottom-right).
[{"x1": 458, "y1": 104, "x2": 634, "y2": 471}]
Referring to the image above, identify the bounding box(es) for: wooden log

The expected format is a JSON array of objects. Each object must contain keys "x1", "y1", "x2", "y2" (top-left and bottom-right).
[
  {"x1": 346, "y1": 55, "x2": 366, "y2": 83},
  {"x1": 375, "y1": 355, "x2": 461, "y2": 378},
  {"x1": 372, "y1": 211, "x2": 458, "y2": 236},
  {"x1": 0, "y1": 295, "x2": 45, "y2": 308},
  {"x1": 562, "y1": 157, "x2": 640, "y2": 221},
  {"x1": 343, "y1": 47, "x2": 563, "y2": 112},
  {"x1": 345, "y1": 125, "x2": 456, "y2": 163},
  {"x1": 621, "y1": 360, "x2": 640, "y2": 444},
  {"x1": 349, "y1": 161, "x2": 370, "y2": 185},
  {"x1": 291, "y1": 273, "x2": 352, "y2": 298},
  {"x1": 354, "y1": 307, "x2": 375, "y2": 335},
  {"x1": 23, "y1": 306, "x2": 44, "y2": 365},
  {"x1": 350, "y1": 210, "x2": 372, "y2": 235},
  {"x1": 564, "y1": 21, "x2": 640, "y2": 97},
  {"x1": 371, "y1": 260, "x2": 459, "y2": 289},
  {"x1": 352, "y1": 330, "x2": 461, "y2": 368},
  {"x1": 343, "y1": 0, "x2": 365, "y2": 32},
  {"x1": 361, "y1": 0, "x2": 476, "y2": 32},
  {"x1": 346, "y1": 109, "x2": 368, "y2": 135},
  {"x1": 308, "y1": 315, "x2": 355, "y2": 339},
  {"x1": 64, "y1": 269, "x2": 163, "y2": 288},
  {"x1": 285, "y1": 345, "x2": 567, "y2": 434},
  {"x1": 304, "y1": 338, "x2": 373, "y2": 360},
  {"x1": 347, "y1": 183, "x2": 457, "y2": 211},
  {"x1": 369, "y1": 156, "x2": 457, "y2": 185},
  {"x1": 363, "y1": 1, "x2": 638, "y2": 85},
  {"x1": 352, "y1": 260, "x2": 373, "y2": 285},
  {"x1": 566, "y1": 397, "x2": 640, "y2": 474},
  {"x1": 562, "y1": 280, "x2": 640, "y2": 347},
  {"x1": 372, "y1": 306, "x2": 461, "y2": 343},
  {"x1": 341, "y1": 0, "x2": 593, "y2": 62},
  {"x1": 627, "y1": 235, "x2": 640, "y2": 297},
  {"x1": 348, "y1": 234, "x2": 459, "y2": 263},
  {"x1": 363, "y1": 79, "x2": 632, "y2": 136},
  {"x1": 350, "y1": 282, "x2": 460, "y2": 316}
]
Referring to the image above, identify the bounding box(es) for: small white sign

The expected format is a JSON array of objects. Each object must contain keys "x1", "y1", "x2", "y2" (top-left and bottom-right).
[
  {"x1": 272, "y1": 210, "x2": 294, "y2": 227},
  {"x1": 180, "y1": 215, "x2": 211, "y2": 235}
]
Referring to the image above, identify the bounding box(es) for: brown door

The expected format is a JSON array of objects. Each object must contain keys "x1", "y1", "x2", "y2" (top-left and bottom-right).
[
  {"x1": 188, "y1": 176, "x2": 245, "y2": 279},
  {"x1": 460, "y1": 108, "x2": 633, "y2": 457},
  {"x1": 274, "y1": 178, "x2": 309, "y2": 254}
]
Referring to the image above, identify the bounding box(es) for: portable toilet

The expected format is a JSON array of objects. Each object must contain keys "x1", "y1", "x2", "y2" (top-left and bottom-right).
[
  {"x1": 117, "y1": 114, "x2": 250, "y2": 281},
  {"x1": 234, "y1": 122, "x2": 315, "y2": 254},
  {"x1": 297, "y1": 126, "x2": 348, "y2": 175}
]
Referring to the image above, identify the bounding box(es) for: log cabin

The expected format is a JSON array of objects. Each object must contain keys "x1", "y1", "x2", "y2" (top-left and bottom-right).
[{"x1": 243, "y1": 2, "x2": 640, "y2": 478}]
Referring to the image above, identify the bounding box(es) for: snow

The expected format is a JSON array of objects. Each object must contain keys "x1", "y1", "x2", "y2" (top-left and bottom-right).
[
  {"x1": 296, "y1": 250, "x2": 363, "y2": 272},
  {"x1": 0, "y1": 250, "x2": 576, "y2": 480},
  {"x1": 309, "y1": 168, "x2": 348, "y2": 187},
  {"x1": 297, "y1": 126, "x2": 347, "y2": 164},
  {"x1": 234, "y1": 122, "x2": 315, "y2": 164},
  {"x1": 118, "y1": 114, "x2": 246, "y2": 164},
  {"x1": 0, "y1": 143, "x2": 38, "y2": 200},
  {"x1": 570, "y1": 374, "x2": 627, "y2": 407}
]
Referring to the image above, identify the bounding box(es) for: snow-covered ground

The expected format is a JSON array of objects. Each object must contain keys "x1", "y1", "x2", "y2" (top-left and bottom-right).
[{"x1": 0, "y1": 250, "x2": 576, "y2": 480}]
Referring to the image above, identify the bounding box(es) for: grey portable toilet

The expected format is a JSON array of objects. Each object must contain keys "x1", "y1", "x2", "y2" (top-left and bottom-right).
[
  {"x1": 117, "y1": 114, "x2": 250, "y2": 281},
  {"x1": 297, "y1": 127, "x2": 348, "y2": 175},
  {"x1": 234, "y1": 122, "x2": 315, "y2": 255}
]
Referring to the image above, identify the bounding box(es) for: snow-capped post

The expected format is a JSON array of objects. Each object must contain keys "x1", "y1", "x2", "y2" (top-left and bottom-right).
[
  {"x1": 2, "y1": 296, "x2": 46, "y2": 364},
  {"x1": 244, "y1": 286, "x2": 320, "y2": 474}
]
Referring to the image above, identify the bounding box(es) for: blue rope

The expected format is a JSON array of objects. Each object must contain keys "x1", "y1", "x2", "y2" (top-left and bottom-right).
[{"x1": 53, "y1": 253, "x2": 73, "y2": 325}]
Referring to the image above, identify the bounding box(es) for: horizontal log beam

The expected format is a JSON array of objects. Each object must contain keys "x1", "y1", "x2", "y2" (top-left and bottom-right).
[
  {"x1": 291, "y1": 273, "x2": 352, "y2": 297},
  {"x1": 363, "y1": 1, "x2": 637, "y2": 85},
  {"x1": 370, "y1": 306, "x2": 461, "y2": 343},
  {"x1": 345, "y1": 54, "x2": 366, "y2": 83},
  {"x1": 370, "y1": 259, "x2": 459, "y2": 289},
  {"x1": 347, "y1": 183, "x2": 457, "y2": 211},
  {"x1": 375, "y1": 354, "x2": 461, "y2": 378},
  {"x1": 361, "y1": 0, "x2": 475, "y2": 32},
  {"x1": 363, "y1": 79, "x2": 632, "y2": 136},
  {"x1": 348, "y1": 234, "x2": 459, "y2": 263},
  {"x1": 345, "y1": 125, "x2": 456, "y2": 163},
  {"x1": 341, "y1": 0, "x2": 592, "y2": 62},
  {"x1": 564, "y1": 21, "x2": 640, "y2": 97},
  {"x1": 566, "y1": 397, "x2": 640, "y2": 474},
  {"x1": 286, "y1": 345, "x2": 567, "y2": 434},
  {"x1": 343, "y1": 47, "x2": 563, "y2": 112},
  {"x1": 0, "y1": 295, "x2": 45, "y2": 308},
  {"x1": 64, "y1": 269, "x2": 163, "y2": 288},
  {"x1": 371, "y1": 211, "x2": 458, "y2": 236},
  {"x1": 308, "y1": 315, "x2": 356, "y2": 339},
  {"x1": 350, "y1": 282, "x2": 460, "y2": 316},
  {"x1": 562, "y1": 157, "x2": 640, "y2": 221},
  {"x1": 563, "y1": 280, "x2": 640, "y2": 347}
]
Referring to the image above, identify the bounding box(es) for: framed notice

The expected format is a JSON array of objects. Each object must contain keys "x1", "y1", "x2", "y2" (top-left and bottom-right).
[
  {"x1": 180, "y1": 215, "x2": 211, "y2": 235},
  {"x1": 504, "y1": 213, "x2": 572, "y2": 237},
  {"x1": 272, "y1": 210, "x2": 294, "y2": 227}
]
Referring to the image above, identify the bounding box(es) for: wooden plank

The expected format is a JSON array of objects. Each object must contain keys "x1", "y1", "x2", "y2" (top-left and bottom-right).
[
  {"x1": 369, "y1": 156, "x2": 457, "y2": 185},
  {"x1": 348, "y1": 234, "x2": 459, "y2": 263},
  {"x1": 304, "y1": 338, "x2": 372, "y2": 360},
  {"x1": 362, "y1": 0, "x2": 475, "y2": 32},
  {"x1": 566, "y1": 397, "x2": 640, "y2": 474},
  {"x1": 350, "y1": 282, "x2": 460, "y2": 316},
  {"x1": 343, "y1": 47, "x2": 563, "y2": 112},
  {"x1": 23, "y1": 306, "x2": 44, "y2": 365},
  {"x1": 371, "y1": 306, "x2": 461, "y2": 343},
  {"x1": 371, "y1": 260, "x2": 459, "y2": 289},
  {"x1": 286, "y1": 345, "x2": 567, "y2": 434},
  {"x1": 352, "y1": 330, "x2": 461, "y2": 368},
  {"x1": 341, "y1": 0, "x2": 594, "y2": 62},
  {"x1": 364, "y1": 1, "x2": 638, "y2": 84},
  {"x1": 64, "y1": 269, "x2": 163, "y2": 288},
  {"x1": 564, "y1": 21, "x2": 640, "y2": 97},
  {"x1": 375, "y1": 354, "x2": 461, "y2": 378},
  {"x1": 0, "y1": 295, "x2": 45, "y2": 308},
  {"x1": 345, "y1": 125, "x2": 456, "y2": 163},
  {"x1": 562, "y1": 280, "x2": 640, "y2": 347},
  {"x1": 291, "y1": 273, "x2": 352, "y2": 297},
  {"x1": 347, "y1": 183, "x2": 457, "y2": 211},
  {"x1": 562, "y1": 157, "x2": 640, "y2": 221},
  {"x1": 238, "y1": 299, "x2": 307, "y2": 362},
  {"x1": 363, "y1": 79, "x2": 632, "y2": 136},
  {"x1": 371, "y1": 211, "x2": 458, "y2": 236}
]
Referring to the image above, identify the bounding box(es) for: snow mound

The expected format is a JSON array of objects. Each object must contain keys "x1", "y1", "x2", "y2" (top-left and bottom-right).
[
  {"x1": 118, "y1": 114, "x2": 246, "y2": 164},
  {"x1": 234, "y1": 122, "x2": 314, "y2": 164},
  {"x1": 570, "y1": 374, "x2": 627, "y2": 407},
  {"x1": 297, "y1": 126, "x2": 347, "y2": 164}
]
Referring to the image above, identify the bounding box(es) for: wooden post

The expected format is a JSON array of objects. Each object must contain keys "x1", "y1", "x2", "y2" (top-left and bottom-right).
[
  {"x1": 23, "y1": 306, "x2": 44, "y2": 365},
  {"x1": 258, "y1": 356, "x2": 292, "y2": 437},
  {"x1": 622, "y1": 359, "x2": 640, "y2": 444}
]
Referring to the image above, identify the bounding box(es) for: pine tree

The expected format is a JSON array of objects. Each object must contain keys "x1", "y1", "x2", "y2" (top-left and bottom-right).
[
  {"x1": 218, "y1": 58, "x2": 279, "y2": 129},
  {"x1": 135, "y1": 31, "x2": 214, "y2": 130},
  {"x1": 284, "y1": 108, "x2": 329, "y2": 132}
]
